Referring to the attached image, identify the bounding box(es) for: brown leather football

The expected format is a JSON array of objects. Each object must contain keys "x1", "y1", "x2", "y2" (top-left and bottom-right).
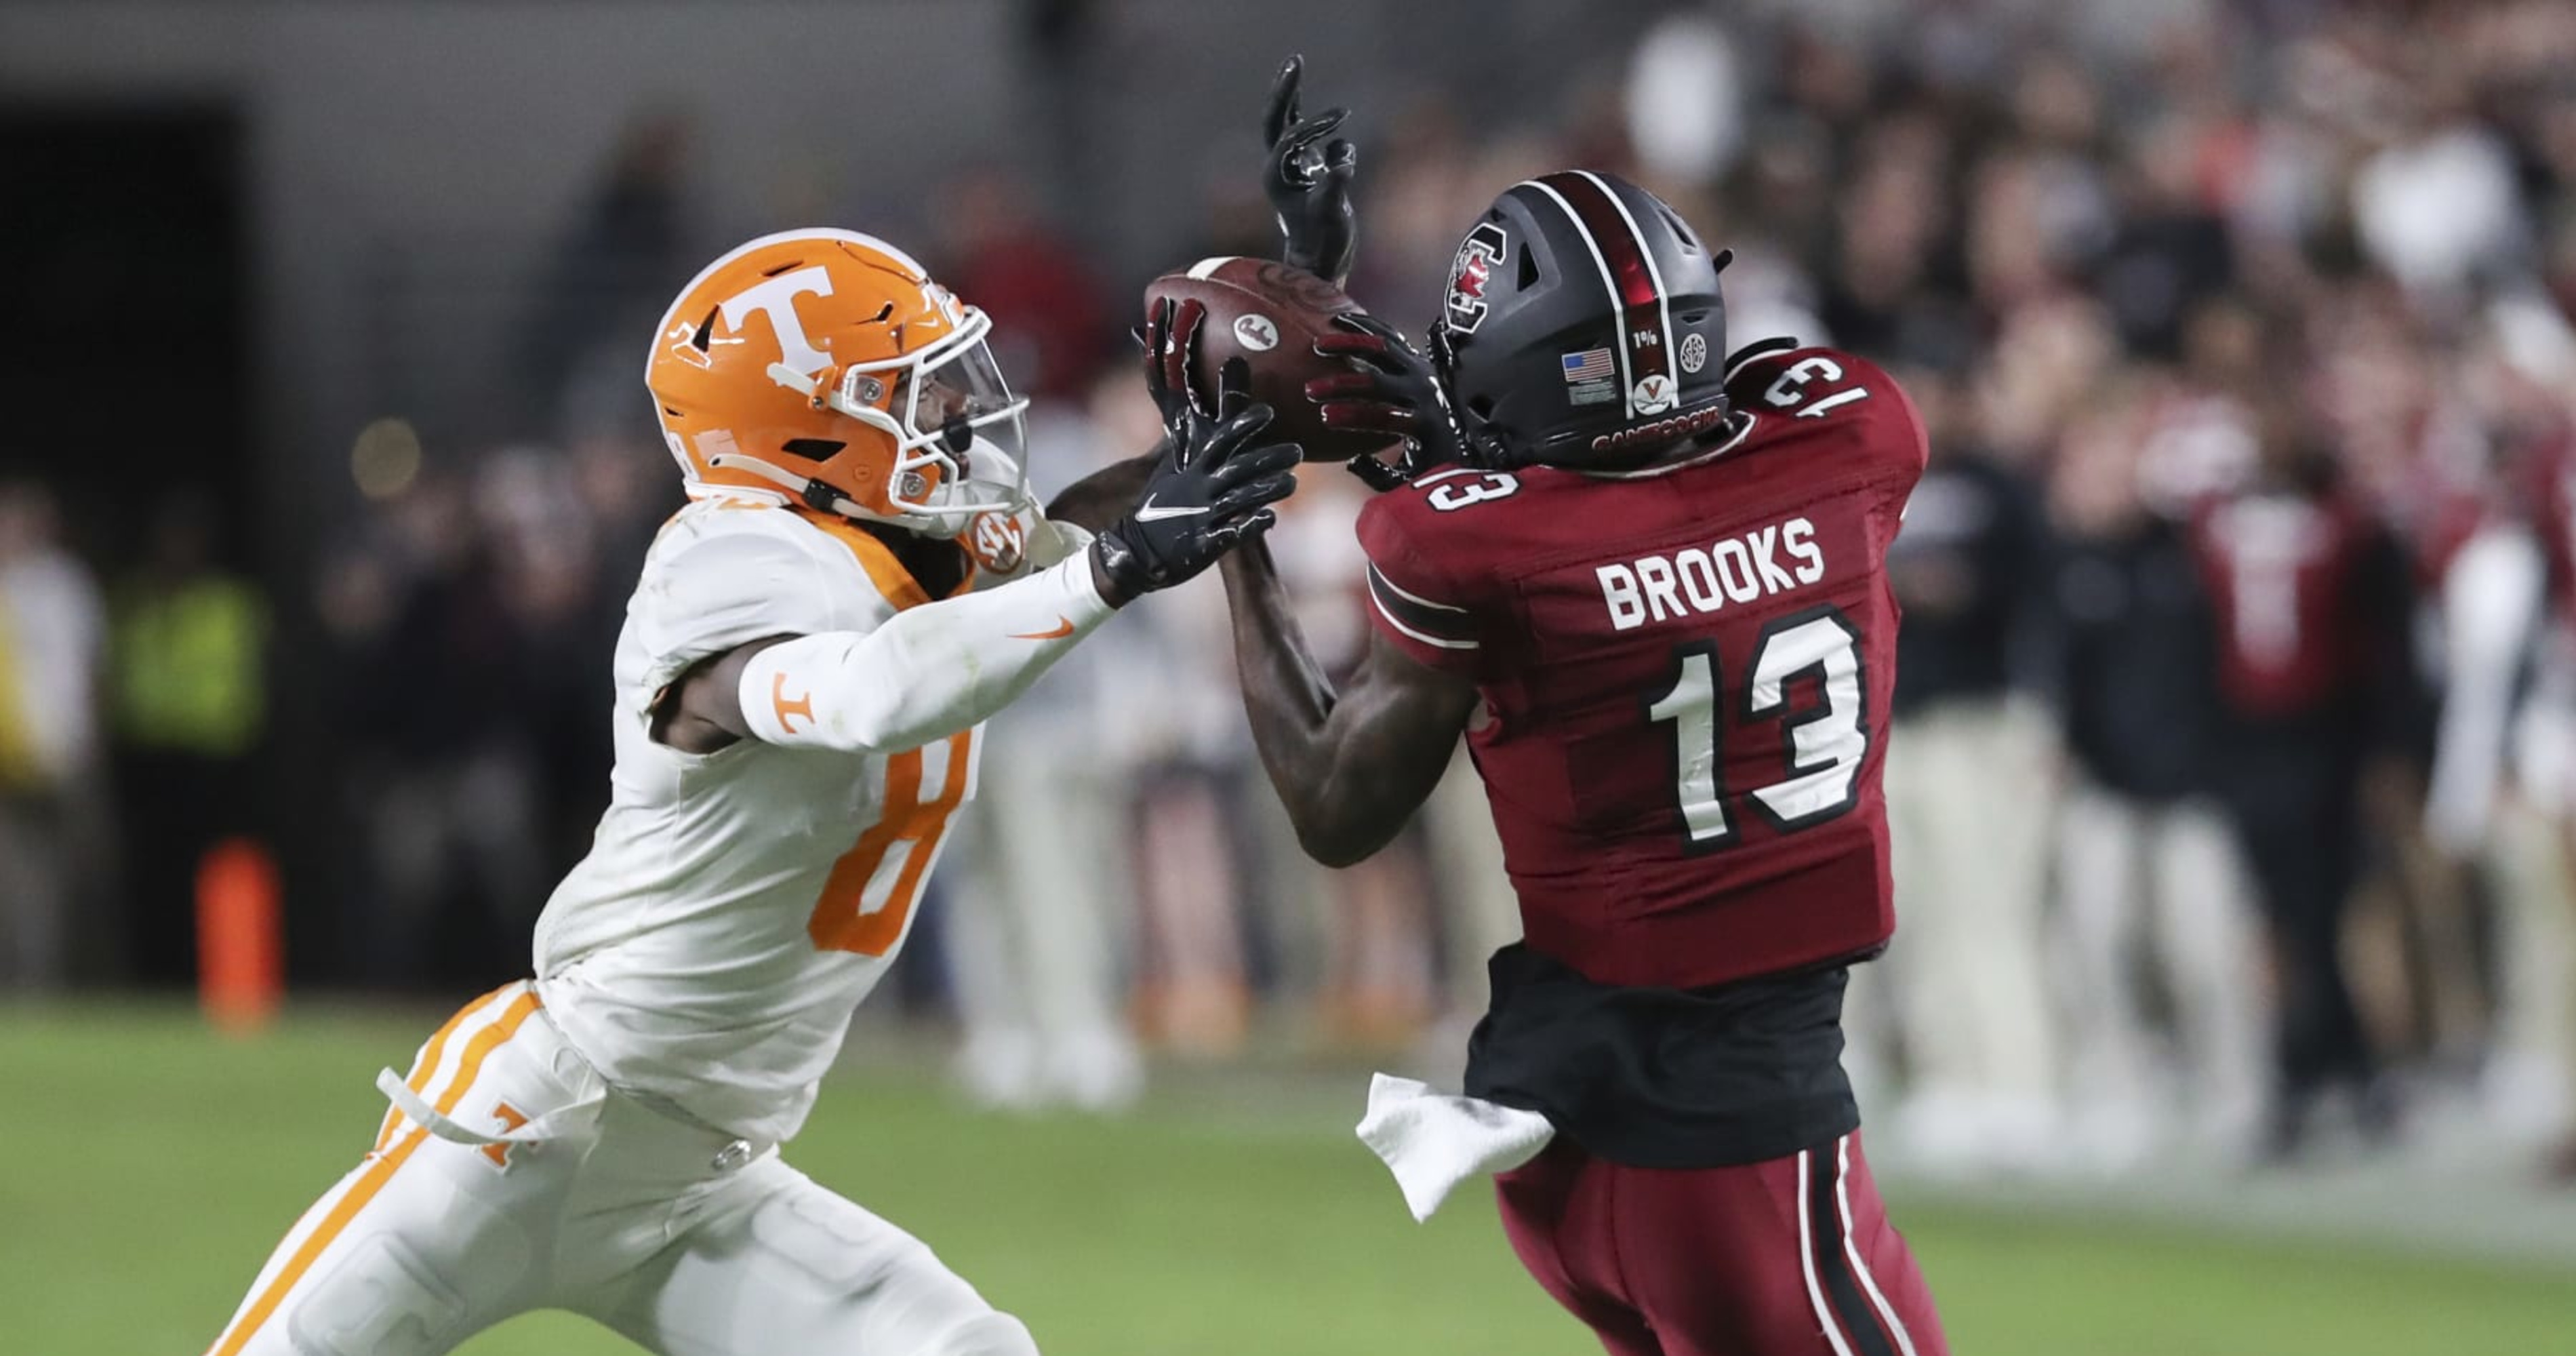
[{"x1": 1141, "y1": 256, "x2": 1392, "y2": 463}]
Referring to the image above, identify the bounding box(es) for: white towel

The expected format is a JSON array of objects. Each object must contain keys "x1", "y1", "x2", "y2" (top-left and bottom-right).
[{"x1": 1354, "y1": 1073, "x2": 1556, "y2": 1222}]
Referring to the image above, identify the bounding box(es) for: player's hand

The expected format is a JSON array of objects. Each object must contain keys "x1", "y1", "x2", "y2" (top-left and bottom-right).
[
  {"x1": 1308, "y1": 315, "x2": 1489, "y2": 490},
  {"x1": 1098, "y1": 330, "x2": 1300, "y2": 603},
  {"x1": 1263, "y1": 54, "x2": 1358, "y2": 286},
  {"x1": 1138, "y1": 294, "x2": 1207, "y2": 434}
]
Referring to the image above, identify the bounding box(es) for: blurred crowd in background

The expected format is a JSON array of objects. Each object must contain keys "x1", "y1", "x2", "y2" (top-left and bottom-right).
[{"x1": 9, "y1": 0, "x2": 2576, "y2": 1182}]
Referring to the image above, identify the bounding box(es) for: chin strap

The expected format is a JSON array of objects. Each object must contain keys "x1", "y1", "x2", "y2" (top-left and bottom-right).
[{"x1": 702, "y1": 447, "x2": 872, "y2": 519}]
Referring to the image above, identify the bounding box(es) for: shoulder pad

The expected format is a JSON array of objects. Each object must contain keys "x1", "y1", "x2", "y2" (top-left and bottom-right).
[
  {"x1": 1728, "y1": 347, "x2": 1924, "y2": 485},
  {"x1": 1365, "y1": 466, "x2": 1537, "y2": 531},
  {"x1": 633, "y1": 502, "x2": 885, "y2": 698},
  {"x1": 1354, "y1": 481, "x2": 1491, "y2": 672}
]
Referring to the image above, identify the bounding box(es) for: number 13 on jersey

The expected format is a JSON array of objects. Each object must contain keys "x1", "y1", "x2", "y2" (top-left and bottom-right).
[{"x1": 1644, "y1": 605, "x2": 1870, "y2": 850}]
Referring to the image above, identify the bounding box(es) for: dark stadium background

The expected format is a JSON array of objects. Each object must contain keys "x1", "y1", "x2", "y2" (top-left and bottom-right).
[{"x1": 3, "y1": 2, "x2": 2575, "y2": 1353}]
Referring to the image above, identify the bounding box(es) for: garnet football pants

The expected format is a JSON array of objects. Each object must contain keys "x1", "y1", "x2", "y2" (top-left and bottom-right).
[
  {"x1": 1495, "y1": 1133, "x2": 1945, "y2": 1356},
  {"x1": 205, "y1": 982, "x2": 1034, "y2": 1356}
]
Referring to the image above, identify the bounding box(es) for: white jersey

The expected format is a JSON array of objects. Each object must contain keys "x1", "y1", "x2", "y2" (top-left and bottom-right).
[{"x1": 533, "y1": 496, "x2": 984, "y2": 1144}]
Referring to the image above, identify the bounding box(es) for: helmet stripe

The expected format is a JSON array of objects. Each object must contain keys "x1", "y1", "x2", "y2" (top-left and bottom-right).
[
  {"x1": 1525, "y1": 174, "x2": 1676, "y2": 419},
  {"x1": 1516, "y1": 178, "x2": 1636, "y2": 416},
  {"x1": 1573, "y1": 170, "x2": 1676, "y2": 393},
  {"x1": 1547, "y1": 172, "x2": 1659, "y2": 311}
]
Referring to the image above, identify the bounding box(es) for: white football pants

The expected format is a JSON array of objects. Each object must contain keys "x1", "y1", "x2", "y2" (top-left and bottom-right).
[
  {"x1": 944, "y1": 719, "x2": 1141, "y2": 1113},
  {"x1": 2053, "y1": 783, "x2": 2265, "y2": 1152},
  {"x1": 1420, "y1": 742, "x2": 1525, "y2": 1024},
  {"x1": 205, "y1": 982, "x2": 1035, "y2": 1356},
  {"x1": 1860, "y1": 697, "x2": 2062, "y2": 1163}
]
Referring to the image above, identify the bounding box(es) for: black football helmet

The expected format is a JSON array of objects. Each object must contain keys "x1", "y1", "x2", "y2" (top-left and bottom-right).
[{"x1": 1434, "y1": 171, "x2": 1733, "y2": 469}]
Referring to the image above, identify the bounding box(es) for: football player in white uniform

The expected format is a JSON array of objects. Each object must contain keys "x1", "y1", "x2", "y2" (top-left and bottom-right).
[{"x1": 201, "y1": 226, "x2": 1298, "y2": 1356}]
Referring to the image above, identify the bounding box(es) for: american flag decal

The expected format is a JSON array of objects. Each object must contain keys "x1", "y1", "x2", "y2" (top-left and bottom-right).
[{"x1": 1561, "y1": 348, "x2": 1615, "y2": 382}]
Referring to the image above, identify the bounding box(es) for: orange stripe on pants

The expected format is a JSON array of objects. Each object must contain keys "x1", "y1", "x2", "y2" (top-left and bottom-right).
[
  {"x1": 209, "y1": 989, "x2": 540, "y2": 1356},
  {"x1": 376, "y1": 982, "x2": 514, "y2": 1153}
]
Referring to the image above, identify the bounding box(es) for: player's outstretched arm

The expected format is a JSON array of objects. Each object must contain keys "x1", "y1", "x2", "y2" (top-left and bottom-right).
[
  {"x1": 660, "y1": 411, "x2": 1293, "y2": 757},
  {"x1": 1217, "y1": 538, "x2": 1479, "y2": 867},
  {"x1": 664, "y1": 551, "x2": 1118, "y2": 755}
]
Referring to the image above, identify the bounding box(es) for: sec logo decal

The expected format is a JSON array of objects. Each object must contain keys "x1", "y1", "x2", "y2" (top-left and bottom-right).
[{"x1": 966, "y1": 511, "x2": 1027, "y2": 574}]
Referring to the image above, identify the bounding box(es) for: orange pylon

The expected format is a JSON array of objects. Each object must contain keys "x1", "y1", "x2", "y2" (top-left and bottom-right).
[{"x1": 197, "y1": 837, "x2": 281, "y2": 1034}]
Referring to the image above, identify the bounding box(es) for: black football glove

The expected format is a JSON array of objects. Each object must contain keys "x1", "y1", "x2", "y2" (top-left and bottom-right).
[
  {"x1": 1138, "y1": 294, "x2": 1207, "y2": 433},
  {"x1": 1262, "y1": 55, "x2": 1359, "y2": 286},
  {"x1": 1095, "y1": 301, "x2": 1301, "y2": 601},
  {"x1": 1307, "y1": 314, "x2": 1493, "y2": 490}
]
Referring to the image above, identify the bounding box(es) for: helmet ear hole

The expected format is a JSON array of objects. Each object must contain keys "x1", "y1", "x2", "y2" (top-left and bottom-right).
[
  {"x1": 1517, "y1": 245, "x2": 1541, "y2": 290},
  {"x1": 1468, "y1": 395, "x2": 1497, "y2": 420},
  {"x1": 780, "y1": 438, "x2": 845, "y2": 461}
]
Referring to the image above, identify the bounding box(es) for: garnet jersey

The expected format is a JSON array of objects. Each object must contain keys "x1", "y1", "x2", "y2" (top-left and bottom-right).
[
  {"x1": 1358, "y1": 345, "x2": 1927, "y2": 990},
  {"x1": 2186, "y1": 485, "x2": 2407, "y2": 721}
]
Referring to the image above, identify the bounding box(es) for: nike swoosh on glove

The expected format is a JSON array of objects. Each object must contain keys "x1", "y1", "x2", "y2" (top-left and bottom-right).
[{"x1": 1093, "y1": 302, "x2": 1302, "y2": 601}]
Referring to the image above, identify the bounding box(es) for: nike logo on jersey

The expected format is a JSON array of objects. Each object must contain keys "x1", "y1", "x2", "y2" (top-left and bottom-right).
[
  {"x1": 1010, "y1": 616, "x2": 1077, "y2": 641},
  {"x1": 1134, "y1": 498, "x2": 1208, "y2": 522}
]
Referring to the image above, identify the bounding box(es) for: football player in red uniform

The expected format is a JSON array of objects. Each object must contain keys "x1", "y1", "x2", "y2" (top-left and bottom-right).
[
  {"x1": 1201, "y1": 98, "x2": 1948, "y2": 1355},
  {"x1": 2186, "y1": 399, "x2": 2417, "y2": 1157}
]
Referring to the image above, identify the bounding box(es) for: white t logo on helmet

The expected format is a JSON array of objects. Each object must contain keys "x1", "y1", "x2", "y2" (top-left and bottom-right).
[{"x1": 719, "y1": 266, "x2": 834, "y2": 376}]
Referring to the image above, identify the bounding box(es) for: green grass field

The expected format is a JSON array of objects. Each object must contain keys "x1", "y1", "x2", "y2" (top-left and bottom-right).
[{"x1": 6, "y1": 1005, "x2": 2572, "y2": 1356}]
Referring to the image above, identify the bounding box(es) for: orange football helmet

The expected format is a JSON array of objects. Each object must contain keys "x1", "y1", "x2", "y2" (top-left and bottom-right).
[{"x1": 645, "y1": 228, "x2": 1030, "y2": 534}]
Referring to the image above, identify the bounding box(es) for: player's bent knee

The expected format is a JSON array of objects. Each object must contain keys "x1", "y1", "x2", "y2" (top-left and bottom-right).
[{"x1": 921, "y1": 1309, "x2": 1039, "y2": 1356}]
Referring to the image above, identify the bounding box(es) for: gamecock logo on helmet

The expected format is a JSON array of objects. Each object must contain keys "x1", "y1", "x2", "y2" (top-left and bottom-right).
[{"x1": 1445, "y1": 223, "x2": 1508, "y2": 334}]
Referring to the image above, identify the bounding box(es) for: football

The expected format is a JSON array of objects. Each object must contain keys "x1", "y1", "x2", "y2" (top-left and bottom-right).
[{"x1": 1141, "y1": 256, "x2": 1392, "y2": 463}]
